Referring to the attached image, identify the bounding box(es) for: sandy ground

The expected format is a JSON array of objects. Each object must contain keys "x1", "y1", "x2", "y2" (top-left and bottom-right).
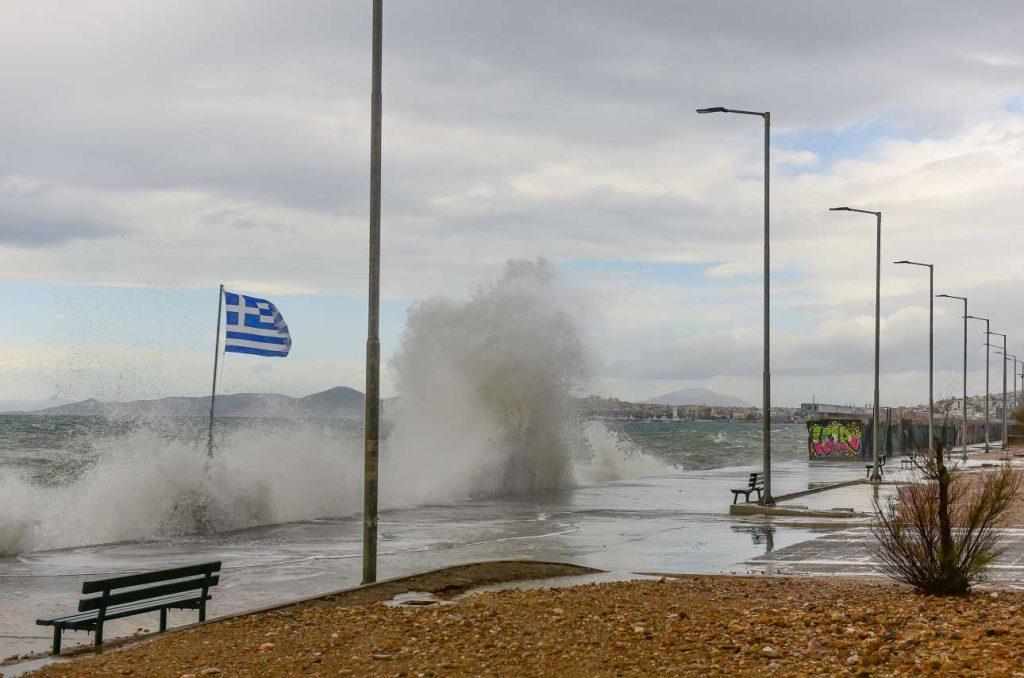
[{"x1": 21, "y1": 574, "x2": 1024, "y2": 678}]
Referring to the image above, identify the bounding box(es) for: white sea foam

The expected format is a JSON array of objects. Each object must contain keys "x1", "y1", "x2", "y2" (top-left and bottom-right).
[{"x1": 0, "y1": 259, "x2": 670, "y2": 555}]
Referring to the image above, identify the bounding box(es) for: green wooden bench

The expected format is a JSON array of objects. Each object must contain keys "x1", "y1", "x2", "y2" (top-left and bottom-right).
[{"x1": 36, "y1": 561, "x2": 221, "y2": 655}]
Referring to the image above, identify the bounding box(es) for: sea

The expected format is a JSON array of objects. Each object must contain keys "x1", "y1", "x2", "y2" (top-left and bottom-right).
[{"x1": 0, "y1": 414, "x2": 865, "y2": 659}]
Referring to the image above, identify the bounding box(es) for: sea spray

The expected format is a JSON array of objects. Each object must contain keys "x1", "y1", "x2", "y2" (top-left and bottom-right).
[
  {"x1": 381, "y1": 258, "x2": 667, "y2": 506},
  {"x1": 0, "y1": 421, "x2": 365, "y2": 555},
  {"x1": 0, "y1": 260, "x2": 670, "y2": 554},
  {"x1": 382, "y1": 259, "x2": 585, "y2": 503}
]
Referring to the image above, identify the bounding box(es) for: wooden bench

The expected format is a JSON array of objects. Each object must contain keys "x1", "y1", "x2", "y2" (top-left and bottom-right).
[
  {"x1": 900, "y1": 453, "x2": 916, "y2": 469},
  {"x1": 866, "y1": 455, "x2": 887, "y2": 478},
  {"x1": 36, "y1": 561, "x2": 221, "y2": 655},
  {"x1": 731, "y1": 472, "x2": 764, "y2": 504}
]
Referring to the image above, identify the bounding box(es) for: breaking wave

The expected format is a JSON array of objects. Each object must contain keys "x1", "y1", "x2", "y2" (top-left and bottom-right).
[{"x1": 0, "y1": 260, "x2": 670, "y2": 555}]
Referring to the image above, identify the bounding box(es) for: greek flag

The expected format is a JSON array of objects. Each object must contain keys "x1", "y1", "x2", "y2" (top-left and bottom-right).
[{"x1": 223, "y1": 291, "x2": 292, "y2": 357}]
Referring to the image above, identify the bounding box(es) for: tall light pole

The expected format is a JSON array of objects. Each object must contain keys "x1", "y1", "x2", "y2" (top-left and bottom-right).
[
  {"x1": 697, "y1": 106, "x2": 774, "y2": 505},
  {"x1": 989, "y1": 331, "x2": 1007, "y2": 448},
  {"x1": 362, "y1": 0, "x2": 383, "y2": 585},
  {"x1": 937, "y1": 294, "x2": 968, "y2": 458},
  {"x1": 966, "y1": 315, "x2": 990, "y2": 453},
  {"x1": 1003, "y1": 353, "x2": 1020, "y2": 410},
  {"x1": 895, "y1": 260, "x2": 934, "y2": 451},
  {"x1": 1002, "y1": 353, "x2": 1022, "y2": 410},
  {"x1": 831, "y1": 207, "x2": 882, "y2": 481}
]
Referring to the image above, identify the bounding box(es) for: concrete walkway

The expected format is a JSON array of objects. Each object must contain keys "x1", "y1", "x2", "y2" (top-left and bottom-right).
[{"x1": 739, "y1": 449, "x2": 1024, "y2": 583}]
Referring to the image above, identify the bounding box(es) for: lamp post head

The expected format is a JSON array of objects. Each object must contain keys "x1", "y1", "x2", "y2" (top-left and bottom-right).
[
  {"x1": 829, "y1": 207, "x2": 851, "y2": 212},
  {"x1": 696, "y1": 107, "x2": 727, "y2": 114}
]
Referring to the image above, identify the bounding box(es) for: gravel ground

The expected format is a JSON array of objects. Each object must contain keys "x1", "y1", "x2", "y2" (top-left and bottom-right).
[{"x1": 23, "y1": 575, "x2": 1024, "y2": 677}]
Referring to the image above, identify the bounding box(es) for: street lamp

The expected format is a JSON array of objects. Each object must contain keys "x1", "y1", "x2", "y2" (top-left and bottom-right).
[
  {"x1": 989, "y1": 331, "x2": 1008, "y2": 448},
  {"x1": 697, "y1": 105, "x2": 774, "y2": 505},
  {"x1": 895, "y1": 260, "x2": 934, "y2": 451},
  {"x1": 831, "y1": 207, "x2": 882, "y2": 481},
  {"x1": 966, "y1": 315, "x2": 991, "y2": 453},
  {"x1": 1000, "y1": 353, "x2": 1019, "y2": 410},
  {"x1": 936, "y1": 294, "x2": 968, "y2": 459}
]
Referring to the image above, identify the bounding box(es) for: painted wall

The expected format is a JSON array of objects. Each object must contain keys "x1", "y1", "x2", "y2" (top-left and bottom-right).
[
  {"x1": 807, "y1": 416, "x2": 1005, "y2": 460},
  {"x1": 808, "y1": 420, "x2": 863, "y2": 459}
]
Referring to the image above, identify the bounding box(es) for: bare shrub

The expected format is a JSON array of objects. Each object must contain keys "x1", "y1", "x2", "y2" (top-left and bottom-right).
[{"x1": 871, "y1": 417, "x2": 1021, "y2": 595}]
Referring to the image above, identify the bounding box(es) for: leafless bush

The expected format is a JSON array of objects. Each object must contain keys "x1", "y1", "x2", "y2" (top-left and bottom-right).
[{"x1": 871, "y1": 414, "x2": 1021, "y2": 595}]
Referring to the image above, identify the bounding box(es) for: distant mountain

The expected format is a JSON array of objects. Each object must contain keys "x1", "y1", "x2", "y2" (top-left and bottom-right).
[
  {"x1": 644, "y1": 388, "x2": 751, "y2": 408},
  {"x1": 26, "y1": 386, "x2": 366, "y2": 418},
  {"x1": 0, "y1": 399, "x2": 74, "y2": 413}
]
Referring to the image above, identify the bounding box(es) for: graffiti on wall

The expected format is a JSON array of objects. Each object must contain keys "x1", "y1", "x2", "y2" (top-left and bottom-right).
[{"x1": 809, "y1": 420, "x2": 862, "y2": 458}]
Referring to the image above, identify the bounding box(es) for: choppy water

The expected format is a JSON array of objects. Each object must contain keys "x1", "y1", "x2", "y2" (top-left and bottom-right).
[
  {"x1": 613, "y1": 419, "x2": 808, "y2": 470},
  {"x1": 0, "y1": 414, "x2": 806, "y2": 555}
]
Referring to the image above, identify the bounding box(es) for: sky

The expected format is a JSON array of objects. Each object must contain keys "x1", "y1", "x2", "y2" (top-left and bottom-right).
[{"x1": 2, "y1": 0, "x2": 1024, "y2": 407}]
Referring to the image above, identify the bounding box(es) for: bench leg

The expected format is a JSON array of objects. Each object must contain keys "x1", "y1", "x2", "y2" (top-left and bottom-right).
[
  {"x1": 199, "y1": 599, "x2": 207, "y2": 623},
  {"x1": 755, "y1": 488, "x2": 763, "y2": 502},
  {"x1": 95, "y1": 621, "x2": 103, "y2": 648},
  {"x1": 732, "y1": 493, "x2": 739, "y2": 505},
  {"x1": 52, "y1": 627, "x2": 62, "y2": 656},
  {"x1": 160, "y1": 608, "x2": 168, "y2": 632}
]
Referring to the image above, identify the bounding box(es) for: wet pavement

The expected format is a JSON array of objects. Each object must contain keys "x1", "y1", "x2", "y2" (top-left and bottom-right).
[
  {"x1": 743, "y1": 451, "x2": 1024, "y2": 581},
  {"x1": 742, "y1": 526, "x2": 1024, "y2": 583},
  {"x1": 8, "y1": 454, "x2": 1022, "y2": 662},
  {"x1": 0, "y1": 461, "x2": 863, "y2": 659}
]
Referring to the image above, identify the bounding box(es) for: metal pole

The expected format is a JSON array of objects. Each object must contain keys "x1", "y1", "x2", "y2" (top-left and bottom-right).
[
  {"x1": 928, "y1": 266, "x2": 933, "y2": 452},
  {"x1": 978, "y1": 321, "x2": 987, "y2": 454},
  {"x1": 206, "y1": 284, "x2": 224, "y2": 458},
  {"x1": 969, "y1": 316, "x2": 991, "y2": 452},
  {"x1": 761, "y1": 113, "x2": 773, "y2": 505},
  {"x1": 1003, "y1": 336, "x2": 1008, "y2": 448},
  {"x1": 696, "y1": 106, "x2": 773, "y2": 504},
  {"x1": 870, "y1": 213, "x2": 881, "y2": 482},
  {"x1": 1013, "y1": 357, "x2": 1019, "y2": 410},
  {"x1": 963, "y1": 304, "x2": 968, "y2": 459},
  {"x1": 895, "y1": 261, "x2": 934, "y2": 451},
  {"x1": 995, "y1": 333, "x2": 1007, "y2": 448},
  {"x1": 362, "y1": 0, "x2": 383, "y2": 585}
]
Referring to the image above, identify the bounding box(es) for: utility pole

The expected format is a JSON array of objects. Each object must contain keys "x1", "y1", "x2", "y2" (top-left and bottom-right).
[
  {"x1": 937, "y1": 294, "x2": 968, "y2": 459},
  {"x1": 967, "y1": 316, "x2": 990, "y2": 453},
  {"x1": 362, "y1": 0, "x2": 383, "y2": 585},
  {"x1": 989, "y1": 332, "x2": 1007, "y2": 448},
  {"x1": 831, "y1": 207, "x2": 882, "y2": 481},
  {"x1": 696, "y1": 106, "x2": 774, "y2": 505},
  {"x1": 894, "y1": 261, "x2": 933, "y2": 451}
]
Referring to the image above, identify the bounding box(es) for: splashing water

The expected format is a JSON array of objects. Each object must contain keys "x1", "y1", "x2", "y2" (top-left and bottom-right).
[{"x1": 0, "y1": 260, "x2": 668, "y2": 555}]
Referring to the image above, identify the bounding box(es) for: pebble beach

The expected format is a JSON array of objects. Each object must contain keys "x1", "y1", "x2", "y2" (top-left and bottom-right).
[{"x1": 20, "y1": 573, "x2": 1024, "y2": 678}]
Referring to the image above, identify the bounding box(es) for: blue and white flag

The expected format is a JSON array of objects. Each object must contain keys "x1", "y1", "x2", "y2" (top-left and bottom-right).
[{"x1": 223, "y1": 291, "x2": 292, "y2": 357}]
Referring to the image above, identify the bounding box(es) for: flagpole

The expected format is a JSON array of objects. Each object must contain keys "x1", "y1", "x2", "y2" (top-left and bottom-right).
[
  {"x1": 207, "y1": 284, "x2": 224, "y2": 457},
  {"x1": 362, "y1": 0, "x2": 383, "y2": 585}
]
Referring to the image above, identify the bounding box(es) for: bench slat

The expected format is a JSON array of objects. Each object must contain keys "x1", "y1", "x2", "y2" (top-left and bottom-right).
[
  {"x1": 81, "y1": 561, "x2": 221, "y2": 594},
  {"x1": 78, "y1": 575, "x2": 218, "y2": 612},
  {"x1": 40, "y1": 593, "x2": 210, "y2": 628}
]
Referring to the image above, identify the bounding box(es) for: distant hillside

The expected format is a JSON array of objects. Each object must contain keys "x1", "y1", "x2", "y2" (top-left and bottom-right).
[
  {"x1": 0, "y1": 399, "x2": 74, "y2": 413},
  {"x1": 644, "y1": 387, "x2": 750, "y2": 408},
  {"x1": 28, "y1": 386, "x2": 366, "y2": 418}
]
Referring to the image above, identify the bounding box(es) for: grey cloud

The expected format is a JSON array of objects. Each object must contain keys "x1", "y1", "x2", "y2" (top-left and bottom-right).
[{"x1": 0, "y1": 184, "x2": 126, "y2": 247}]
